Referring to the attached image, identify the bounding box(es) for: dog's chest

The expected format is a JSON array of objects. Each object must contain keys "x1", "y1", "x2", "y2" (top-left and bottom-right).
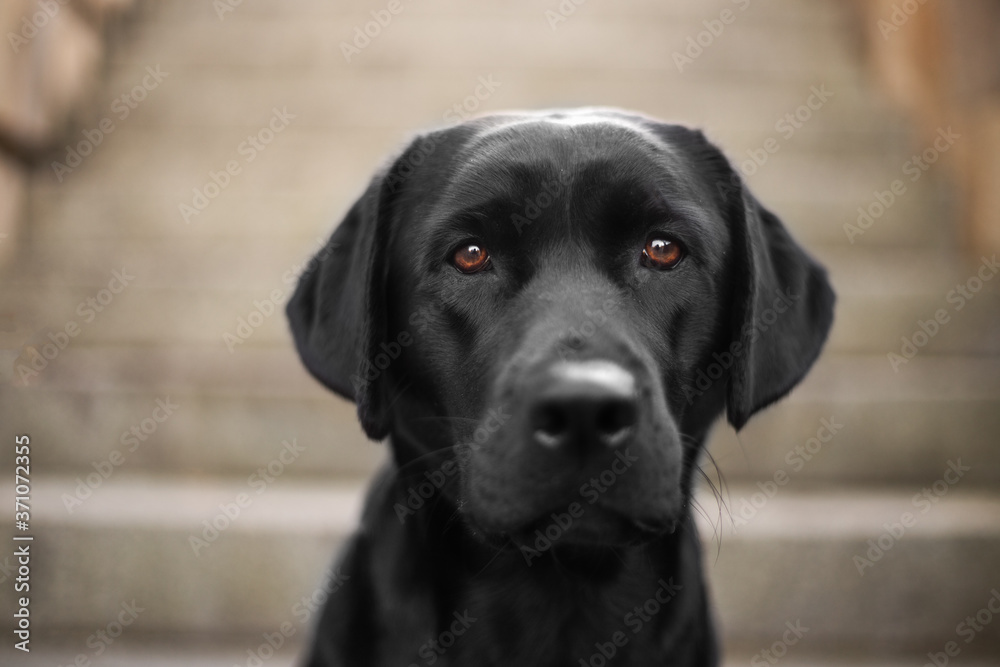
[{"x1": 434, "y1": 574, "x2": 672, "y2": 666}]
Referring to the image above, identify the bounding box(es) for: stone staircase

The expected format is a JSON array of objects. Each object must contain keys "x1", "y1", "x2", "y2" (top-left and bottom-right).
[{"x1": 2, "y1": 0, "x2": 999, "y2": 664}]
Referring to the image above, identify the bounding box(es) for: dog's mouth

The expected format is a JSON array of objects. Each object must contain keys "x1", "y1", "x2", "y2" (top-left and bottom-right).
[{"x1": 502, "y1": 502, "x2": 677, "y2": 552}]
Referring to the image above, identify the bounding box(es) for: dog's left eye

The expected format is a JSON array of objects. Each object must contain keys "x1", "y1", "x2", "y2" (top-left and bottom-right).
[
  {"x1": 452, "y1": 243, "x2": 492, "y2": 273},
  {"x1": 641, "y1": 237, "x2": 684, "y2": 270}
]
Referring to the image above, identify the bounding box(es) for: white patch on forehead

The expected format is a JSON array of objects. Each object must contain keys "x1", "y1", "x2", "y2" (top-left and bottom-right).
[
  {"x1": 540, "y1": 113, "x2": 635, "y2": 130},
  {"x1": 467, "y1": 110, "x2": 675, "y2": 177},
  {"x1": 476, "y1": 109, "x2": 648, "y2": 140}
]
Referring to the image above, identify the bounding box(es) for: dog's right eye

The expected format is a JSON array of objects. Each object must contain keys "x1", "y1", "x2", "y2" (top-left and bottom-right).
[
  {"x1": 451, "y1": 243, "x2": 491, "y2": 273},
  {"x1": 641, "y1": 236, "x2": 684, "y2": 270}
]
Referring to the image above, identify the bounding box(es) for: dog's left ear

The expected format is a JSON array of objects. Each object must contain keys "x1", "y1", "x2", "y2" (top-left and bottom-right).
[{"x1": 725, "y1": 185, "x2": 836, "y2": 431}]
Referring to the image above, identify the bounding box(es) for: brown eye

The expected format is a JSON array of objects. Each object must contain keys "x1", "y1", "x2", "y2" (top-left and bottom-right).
[
  {"x1": 642, "y1": 237, "x2": 684, "y2": 270},
  {"x1": 452, "y1": 243, "x2": 491, "y2": 273}
]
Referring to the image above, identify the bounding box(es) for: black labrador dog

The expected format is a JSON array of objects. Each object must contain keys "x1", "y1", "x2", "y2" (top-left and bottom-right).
[{"x1": 287, "y1": 109, "x2": 834, "y2": 666}]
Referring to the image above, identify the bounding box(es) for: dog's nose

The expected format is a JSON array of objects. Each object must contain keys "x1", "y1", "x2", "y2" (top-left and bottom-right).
[{"x1": 530, "y1": 361, "x2": 638, "y2": 452}]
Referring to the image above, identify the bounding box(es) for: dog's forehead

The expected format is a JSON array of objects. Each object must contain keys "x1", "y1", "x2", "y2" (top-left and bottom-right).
[
  {"x1": 414, "y1": 113, "x2": 722, "y2": 230},
  {"x1": 425, "y1": 113, "x2": 702, "y2": 212},
  {"x1": 462, "y1": 112, "x2": 672, "y2": 173},
  {"x1": 394, "y1": 112, "x2": 731, "y2": 273}
]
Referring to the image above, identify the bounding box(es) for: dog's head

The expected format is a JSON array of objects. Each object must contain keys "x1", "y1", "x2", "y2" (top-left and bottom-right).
[{"x1": 287, "y1": 109, "x2": 834, "y2": 549}]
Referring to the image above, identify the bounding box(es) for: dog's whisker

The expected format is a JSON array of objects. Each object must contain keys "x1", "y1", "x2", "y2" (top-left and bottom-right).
[
  {"x1": 688, "y1": 484, "x2": 728, "y2": 565},
  {"x1": 471, "y1": 536, "x2": 515, "y2": 579},
  {"x1": 408, "y1": 414, "x2": 483, "y2": 426},
  {"x1": 394, "y1": 447, "x2": 457, "y2": 480},
  {"x1": 732, "y1": 428, "x2": 752, "y2": 471},
  {"x1": 698, "y1": 454, "x2": 731, "y2": 522},
  {"x1": 378, "y1": 372, "x2": 416, "y2": 416},
  {"x1": 691, "y1": 462, "x2": 727, "y2": 556},
  {"x1": 441, "y1": 505, "x2": 465, "y2": 535}
]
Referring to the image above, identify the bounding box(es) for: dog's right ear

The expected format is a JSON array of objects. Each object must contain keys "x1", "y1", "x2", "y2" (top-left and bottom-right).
[{"x1": 286, "y1": 145, "x2": 421, "y2": 440}]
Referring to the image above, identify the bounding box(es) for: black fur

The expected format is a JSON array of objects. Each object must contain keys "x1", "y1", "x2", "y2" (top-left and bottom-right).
[{"x1": 287, "y1": 109, "x2": 835, "y2": 666}]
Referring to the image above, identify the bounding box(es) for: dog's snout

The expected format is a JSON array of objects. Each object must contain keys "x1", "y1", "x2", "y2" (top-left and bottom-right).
[{"x1": 529, "y1": 361, "x2": 638, "y2": 451}]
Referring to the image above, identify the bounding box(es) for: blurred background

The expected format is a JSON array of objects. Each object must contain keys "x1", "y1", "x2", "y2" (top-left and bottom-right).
[{"x1": 1, "y1": 0, "x2": 999, "y2": 665}]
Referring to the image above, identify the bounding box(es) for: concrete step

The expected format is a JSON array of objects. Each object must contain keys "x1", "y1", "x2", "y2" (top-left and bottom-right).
[
  {"x1": 0, "y1": 372, "x2": 385, "y2": 479},
  {"x1": 3, "y1": 476, "x2": 998, "y2": 655},
  {"x1": 817, "y1": 247, "x2": 1000, "y2": 354}
]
